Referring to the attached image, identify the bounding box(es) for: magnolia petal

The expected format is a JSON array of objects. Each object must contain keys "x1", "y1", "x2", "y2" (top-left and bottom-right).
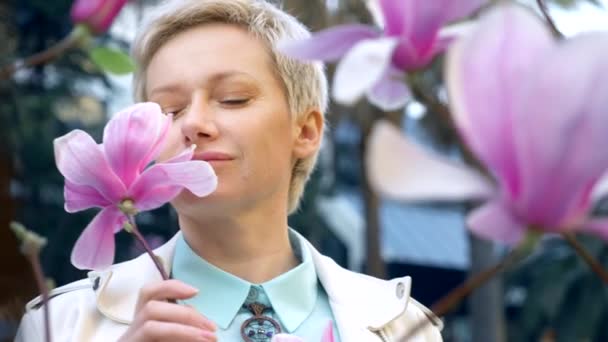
[
  {"x1": 71, "y1": 207, "x2": 125, "y2": 270},
  {"x1": 404, "y1": 2, "x2": 448, "y2": 55},
  {"x1": 277, "y1": 24, "x2": 379, "y2": 62},
  {"x1": 366, "y1": 120, "x2": 493, "y2": 201},
  {"x1": 140, "y1": 113, "x2": 172, "y2": 169},
  {"x1": 432, "y1": 21, "x2": 476, "y2": 57},
  {"x1": 366, "y1": 67, "x2": 411, "y2": 111},
  {"x1": 64, "y1": 180, "x2": 111, "y2": 213},
  {"x1": 54, "y1": 130, "x2": 125, "y2": 203},
  {"x1": 386, "y1": 0, "x2": 482, "y2": 59},
  {"x1": 513, "y1": 32, "x2": 608, "y2": 226},
  {"x1": 70, "y1": 0, "x2": 100, "y2": 21},
  {"x1": 445, "y1": 4, "x2": 553, "y2": 198},
  {"x1": 71, "y1": 0, "x2": 128, "y2": 34},
  {"x1": 270, "y1": 335, "x2": 304, "y2": 342},
  {"x1": 381, "y1": 0, "x2": 483, "y2": 69},
  {"x1": 321, "y1": 321, "x2": 335, "y2": 342},
  {"x1": 582, "y1": 219, "x2": 608, "y2": 242},
  {"x1": 442, "y1": 0, "x2": 487, "y2": 24},
  {"x1": 103, "y1": 102, "x2": 169, "y2": 188},
  {"x1": 333, "y1": 38, "x2": 398, "y2": 106},
  {"x1": 164, "y1": 145, "x2": 195, "y2": 164},
  {"x1": 129, "y1": 161, "x2": 217, "y2": 211},
  {"x1": 378, "y1": 0, "x2": 408, "y2": 36},
  {"x1": 391, "y1": 38, "x2": 424, "y2": 71},
  {"x1": 88, "y1": 0, "x2": 128, "y2": 34},
  {"x1": 467, "y1": 200, "x2": 526, "y2": 245}
]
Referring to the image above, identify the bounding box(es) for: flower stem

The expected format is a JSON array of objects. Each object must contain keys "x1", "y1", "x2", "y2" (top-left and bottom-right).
[
  {"x1": 536, "y1": 0, "x2": 564, "y2": 38},
  {"x1": 126, "y1": 215, "x2": 170, "y2": 281},
  {"x1": 400, "y1": 247, "x2": 525, "y2": 341},
  {"x1": 10, "y1": 222, "x2": 51, "y2": 342},
  {"x1": 26, "y1": 253, "x2": 52, "y2": 342},
  {"x1": 562, "y1": 232, "x2": 608, "y2": 284}
]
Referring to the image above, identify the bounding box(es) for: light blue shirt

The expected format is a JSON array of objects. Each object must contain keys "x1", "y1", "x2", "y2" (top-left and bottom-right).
[{"x1": 172, "y1": 231, "x2": 341, "y2": 341}]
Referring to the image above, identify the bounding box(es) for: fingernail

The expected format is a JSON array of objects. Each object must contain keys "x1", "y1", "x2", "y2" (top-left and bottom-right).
[
  {"x1": 184, "y1": 284, "x2": 199, "y2": 293},
  {"x1": 200, "y1": 331, "x2": 216, "y2": 341}
]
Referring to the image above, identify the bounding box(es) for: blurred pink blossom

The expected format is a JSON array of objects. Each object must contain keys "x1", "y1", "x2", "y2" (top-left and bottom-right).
[
  {"x1": 70, "y1": 0, "x2": 128, "y2": 34},
  {"x1": 278, "y1": 0, "x2": 485, "y2": 110},
  {"x1": 367, "y1": 4, "x2": 608, "y2": 244}
]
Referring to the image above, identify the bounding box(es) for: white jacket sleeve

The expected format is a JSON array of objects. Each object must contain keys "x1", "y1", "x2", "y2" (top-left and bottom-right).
[{"x1": 15, "y1": 309, "x2": 43, "y2": 342}]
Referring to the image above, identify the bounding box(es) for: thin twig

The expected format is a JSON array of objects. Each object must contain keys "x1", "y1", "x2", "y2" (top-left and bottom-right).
[
  {"x1": 126, "y1": 216, "x2": 177, "y2": 304},
  {"x1": 127, "y1": 215, "x2": 170, "y2": 281},
  {"x1": 562, "y1": 232, "x2": 608, "y2": 284},
  {"x1": 10, "y1": 222, "x2": 52, "y2": 342},
  {"x1": 536, "y1": 0, "x2": 564, "y2": 38},
  {"x1": 26, "y1": 253, "x2": 52, "y2": 342},
  {"x1": 400, "y1": 248, "x2": 524, "y2": 341},
  {"x1": 0, "y1": 28, "x2": 84, "y2": 80}
]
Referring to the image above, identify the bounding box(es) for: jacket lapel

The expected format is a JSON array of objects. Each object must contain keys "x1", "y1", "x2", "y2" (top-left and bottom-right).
[
  {"x1": 88, "y1": 233, "x2": 180, "y2": 324},
  {"x1": 303, "y1": 237, "x2": 412, "y2": 341}
]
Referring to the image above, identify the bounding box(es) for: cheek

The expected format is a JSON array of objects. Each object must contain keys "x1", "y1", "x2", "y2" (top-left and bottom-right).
[{"x1": 256, "y1": 117, "x2": 294, "y2": 168}]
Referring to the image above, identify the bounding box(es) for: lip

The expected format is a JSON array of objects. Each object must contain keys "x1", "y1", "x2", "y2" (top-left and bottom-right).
[{"x1": 192, "y1": 151, "x2": 235, "y2": 162}]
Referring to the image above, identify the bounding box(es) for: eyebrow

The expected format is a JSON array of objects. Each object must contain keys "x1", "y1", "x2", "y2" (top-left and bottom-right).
[{"x1": 148, "y1": 71, "x2": 258, "y2": 98}]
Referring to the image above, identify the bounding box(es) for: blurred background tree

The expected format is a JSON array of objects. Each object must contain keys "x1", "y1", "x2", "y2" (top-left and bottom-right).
[{"x1": 1, "y1": 0, "x2": 607, "y2": 341}]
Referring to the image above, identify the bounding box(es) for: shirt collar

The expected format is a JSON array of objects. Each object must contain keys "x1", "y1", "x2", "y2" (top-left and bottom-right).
[{"x1": 171, "y1": 230, "x2": 318, "y2": 332}]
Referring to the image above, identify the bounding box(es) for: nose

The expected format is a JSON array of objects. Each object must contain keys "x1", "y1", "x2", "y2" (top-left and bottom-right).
[{"x1": 180, "y1": 96, "x2": 219, "y2": 146}]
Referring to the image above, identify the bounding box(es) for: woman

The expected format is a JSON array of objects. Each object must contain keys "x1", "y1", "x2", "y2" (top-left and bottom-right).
[{"x1": 17, "y1": 0, "x2": 442, "y2": 341}]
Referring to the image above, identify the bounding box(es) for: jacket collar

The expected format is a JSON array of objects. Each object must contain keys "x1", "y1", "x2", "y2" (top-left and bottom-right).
[
  {"x1": 171, "y1": 231, "x2": 318, "y2": 332},
  {"x1": 88, "y1": 231, "x2": 415, "y2": 339}
]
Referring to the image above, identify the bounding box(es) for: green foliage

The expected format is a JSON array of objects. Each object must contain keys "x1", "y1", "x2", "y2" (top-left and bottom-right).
[{"x1": 89, "y1": 46, "x2": 135, "y2": 75}]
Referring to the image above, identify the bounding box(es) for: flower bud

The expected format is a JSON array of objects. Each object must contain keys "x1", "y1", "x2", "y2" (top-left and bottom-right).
[{"x1": 70, "y1": 0, "x2": 128, "y2": 34}]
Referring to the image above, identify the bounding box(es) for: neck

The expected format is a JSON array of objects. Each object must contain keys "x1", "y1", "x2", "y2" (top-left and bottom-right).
[{"x1": 178, "y1": 200, "x2": 298, "y2": 284}]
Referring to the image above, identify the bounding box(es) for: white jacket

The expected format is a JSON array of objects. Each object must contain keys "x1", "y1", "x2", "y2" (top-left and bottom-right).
[{"x1": 16, "y1": 233, "x2": 443, "y2": 341}]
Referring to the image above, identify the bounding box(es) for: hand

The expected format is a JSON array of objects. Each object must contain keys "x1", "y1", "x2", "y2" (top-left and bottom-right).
[{"x1": 118, "y1": 280, "x2": 217, "y2": 341}]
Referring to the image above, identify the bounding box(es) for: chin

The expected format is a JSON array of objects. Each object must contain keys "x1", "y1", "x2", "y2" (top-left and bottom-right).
[{"x1": 172, "y1": 186, "x2": 240, "y2": 213}]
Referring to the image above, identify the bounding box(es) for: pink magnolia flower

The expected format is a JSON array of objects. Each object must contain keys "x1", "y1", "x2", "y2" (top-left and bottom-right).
[
  {"x1": 70, "y1": 0, "x2": 128, "y2": 34},
  {"x1": 321, "y1": 322, "x2": 335, "y2": 342},
  {"x1": 367, "y1": 4, "x2": 608, "y2": 244},
  {"x1": 271, "y1": 321, "x2": 334, "y2": 342},
  {"x1": 54, "y1": 102, "x2": 217, "y2": 270},
  {"x1": 278, "y1": 0, "x2": 485, "y2": 111}
]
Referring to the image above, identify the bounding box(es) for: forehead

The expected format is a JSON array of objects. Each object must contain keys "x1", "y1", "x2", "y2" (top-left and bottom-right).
[{"x1": 145, "y1": 23, "x2": 280, "y2": 96}]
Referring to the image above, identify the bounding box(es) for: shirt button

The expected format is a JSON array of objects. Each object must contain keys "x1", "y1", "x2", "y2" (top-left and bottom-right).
[
  {"x1": 247, "y1": 287, "x2": 259, "y2": 301},
  {"x1": 396, "y1": 282, "x2": 406, "y2": 299},
  {"x1": 92, "y1": 277, "x2": 100, "y2": 291}
]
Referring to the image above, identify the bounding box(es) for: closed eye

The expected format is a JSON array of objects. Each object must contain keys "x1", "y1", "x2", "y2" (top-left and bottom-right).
[
  {"x1": 162, "y1": 108, "x2": 186, "y2": 118},
  {"x1": 221, "y1": 98, "x2": 250, "y2": 106}
]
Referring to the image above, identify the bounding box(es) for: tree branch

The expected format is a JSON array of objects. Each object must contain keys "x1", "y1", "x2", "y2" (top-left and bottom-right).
[{"x1": 562, "y1": 232, "x2": 608, "y2": 284}]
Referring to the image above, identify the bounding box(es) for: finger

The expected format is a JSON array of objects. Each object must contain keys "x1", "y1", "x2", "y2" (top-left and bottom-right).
[
  {"x1": 136, "y1": 280, "x2": 198, "y2": 310},
  {"x1": 135, "y1": 321, "x2": 216, "y2": 342},
  {"x1": 137, "y1": 300, "x2": 217, "y2": 331}
]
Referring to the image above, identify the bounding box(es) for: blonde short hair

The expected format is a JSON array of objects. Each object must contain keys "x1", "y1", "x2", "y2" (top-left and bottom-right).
[{"x1": 132, "y1": 0, "x2": 328, "y2": 214}]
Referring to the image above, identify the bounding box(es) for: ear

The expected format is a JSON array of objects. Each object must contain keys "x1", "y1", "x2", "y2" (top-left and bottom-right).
[{"x1": 293, "y1": 108, "x2": 324, "y2": 159}]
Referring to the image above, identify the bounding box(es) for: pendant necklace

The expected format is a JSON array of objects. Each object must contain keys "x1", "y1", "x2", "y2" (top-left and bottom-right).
[{"x1": 240, "y1": 302, "x2": 282, "y2": 341}]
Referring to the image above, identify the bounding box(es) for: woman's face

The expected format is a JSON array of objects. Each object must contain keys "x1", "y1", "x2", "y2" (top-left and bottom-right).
[{"x1": 146, "y1": 23, "x2": 300, "y2": 215}]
